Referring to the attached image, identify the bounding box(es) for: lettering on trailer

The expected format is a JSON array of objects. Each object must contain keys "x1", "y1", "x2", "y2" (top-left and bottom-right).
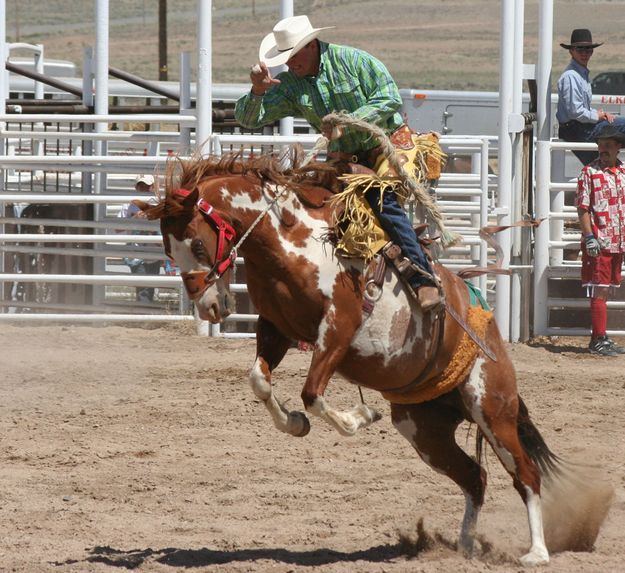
[{"x1": 600, "y1": 96, "x2": 625, "y2": 105}]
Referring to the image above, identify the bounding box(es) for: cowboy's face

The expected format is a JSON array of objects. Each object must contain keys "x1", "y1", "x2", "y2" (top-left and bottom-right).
[
  {"x1": 597, "y1": 138, "x2": 621, "y2": 168},
  {"x1": 570, "y1": 46, "x2": 593, "y2": 67},
  {"x1": 286, "y1": 40, "x2": 319, "y2": 77}
]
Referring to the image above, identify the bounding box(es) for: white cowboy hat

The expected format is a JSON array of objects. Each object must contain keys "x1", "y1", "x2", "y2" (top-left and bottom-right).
[{"x1": 259, "y1": 15, "x2": 334, "y2": 67}]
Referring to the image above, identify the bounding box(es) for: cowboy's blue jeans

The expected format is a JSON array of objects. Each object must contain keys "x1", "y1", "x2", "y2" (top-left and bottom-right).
[{"x1": 364, "y1": 187, "x2": 433, "y2": 287}]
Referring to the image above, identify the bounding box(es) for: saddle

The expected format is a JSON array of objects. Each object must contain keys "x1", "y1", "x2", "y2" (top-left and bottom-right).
[{"x1": 295, "y1": 185, "x2": 335, "y2": 209}]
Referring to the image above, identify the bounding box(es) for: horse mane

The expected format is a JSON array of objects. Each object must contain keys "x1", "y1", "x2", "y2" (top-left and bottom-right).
[{"x1": 141, "y1": 146, "x2": 342, "y2": 221}]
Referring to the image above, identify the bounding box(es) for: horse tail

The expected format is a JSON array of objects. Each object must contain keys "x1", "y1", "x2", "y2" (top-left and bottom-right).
[
  {"x1": 515, "y1": 396, "x2": 561, "y2": 478},
  {"x1": 478, "y1": 395, "x2": 614, "y2": 553},
  {"x1": 474, "y1": 396, "x2": 560, "y2": 479}
]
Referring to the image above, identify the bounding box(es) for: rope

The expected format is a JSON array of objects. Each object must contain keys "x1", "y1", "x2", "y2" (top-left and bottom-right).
[
  {"x1": 319, "y1": 111, "x2": 460, "y2": 249},
  {"x1": 230, "y1": 185, "x2": 287, "y2": 255},
  {"x1": 301, "y1": 135, "x2": 330, "y2": 167}
]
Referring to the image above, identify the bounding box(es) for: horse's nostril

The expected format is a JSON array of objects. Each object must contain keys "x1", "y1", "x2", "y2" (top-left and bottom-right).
[{"x1": 224, "y1": 292, "x2": 236, "y2": 314}]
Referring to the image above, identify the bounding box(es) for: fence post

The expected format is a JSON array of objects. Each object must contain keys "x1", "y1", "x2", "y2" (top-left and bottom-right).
[
  {"x1": 0, "y1": 1, "x2": 6, "y2": 304},
  {"x1": 549, "y1": 149, "x2": 566, "y2": 265},
  {"x1": 495, "y1": 0, "x2": 515, "y2": 340},
  {"x1": 532, "y1": 0, "x2": 554, "y2": 337},
  {"x1": 179, "y1": 52, "x2": 192, "y2": 154}
]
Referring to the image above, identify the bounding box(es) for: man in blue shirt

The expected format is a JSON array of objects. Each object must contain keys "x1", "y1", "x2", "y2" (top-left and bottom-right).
[{"x1": 557, "y1": 29, "x2": 625, "y2": 164}]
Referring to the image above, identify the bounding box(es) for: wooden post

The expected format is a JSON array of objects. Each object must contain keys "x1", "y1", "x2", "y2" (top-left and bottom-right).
[{"x1": 158, "y1": 0, "x2": 167, "y2": 80}]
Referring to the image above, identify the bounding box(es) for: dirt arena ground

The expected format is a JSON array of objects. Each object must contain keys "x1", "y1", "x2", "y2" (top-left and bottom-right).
[{"x1": 1, "y1": 324, "x2": 624, "y2": 573}]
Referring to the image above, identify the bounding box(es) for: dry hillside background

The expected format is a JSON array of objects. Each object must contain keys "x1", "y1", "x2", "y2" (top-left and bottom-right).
[{"x1": 5, "y1": 0, "x2": 625, "y2": 90}]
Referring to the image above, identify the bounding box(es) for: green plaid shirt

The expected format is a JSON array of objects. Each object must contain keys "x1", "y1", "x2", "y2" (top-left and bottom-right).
[{"x1": 235, "y1": 41, "x2": 404, "y2": 154}]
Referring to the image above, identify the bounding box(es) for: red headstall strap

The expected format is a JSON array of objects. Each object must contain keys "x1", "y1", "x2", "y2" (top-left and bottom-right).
[{"x1": 174, "y1": 188, "x2": 237, "y2": 298}]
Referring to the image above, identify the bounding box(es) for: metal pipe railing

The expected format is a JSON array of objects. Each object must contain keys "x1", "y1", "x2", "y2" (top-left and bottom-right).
[
  {"x1": 0, "y1": 113, "x2": 196, "y2": 123},
  {"x1": 1, "y1": 130, "x2": 492, "y2": 336},
  {"x1": 109, "y1": 66, "x2": 180, "y2": 102},
  {"x1": 5, "y1": 61, "x2": 83, "y2": 98}
]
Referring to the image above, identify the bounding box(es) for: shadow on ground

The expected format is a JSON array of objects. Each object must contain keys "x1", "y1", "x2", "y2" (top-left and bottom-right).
[
  {"x1": 55, "y1": 544, "x2": 406, "y2": 569},
  {"x1": 526, "y1": 339, "x2": 589, "y2": 355}
]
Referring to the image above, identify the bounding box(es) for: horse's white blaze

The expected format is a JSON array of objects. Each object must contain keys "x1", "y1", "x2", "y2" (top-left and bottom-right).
[
  {"x1": 520, "y1": 485, "x2": 549, "y2": 566},
  {"x1": 168, "y1": 234, "x2": 224, "y2": 321},
  {"x1": 168, "y1": 235, "x2": 208, "y2": 273},
  {"x1": 464, "y1": 357, "x2": 516, "y2": 472}
]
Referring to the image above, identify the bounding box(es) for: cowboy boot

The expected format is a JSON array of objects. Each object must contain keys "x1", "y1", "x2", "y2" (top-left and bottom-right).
[
  {"x1": 417, "y1": 284, "x2": 444, "y2": 312},
  {"x1": 395, "y1": 257, "x2": 444, "y2": 312}
]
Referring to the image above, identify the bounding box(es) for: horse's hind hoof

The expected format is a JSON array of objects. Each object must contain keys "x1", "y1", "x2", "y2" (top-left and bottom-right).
[
  {"x1": 519, "y1": 549, "x2": 549, "y2": 567},
  {"x1": 287, "y1": 411, "x2": 311, "y2": 437},
  {"x1": 357, "y1": 404, "x2": 382, "y2": 425}
]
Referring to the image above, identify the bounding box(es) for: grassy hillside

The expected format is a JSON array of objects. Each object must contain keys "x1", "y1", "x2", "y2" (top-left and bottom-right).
[{"x1": 5, "y1": 0, "x2": 625, "y2": 90}]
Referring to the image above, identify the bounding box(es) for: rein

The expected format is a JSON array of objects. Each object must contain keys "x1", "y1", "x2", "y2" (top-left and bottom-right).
[{"x1": 174, "y1": 185, "x2": 286, "y2": 300}]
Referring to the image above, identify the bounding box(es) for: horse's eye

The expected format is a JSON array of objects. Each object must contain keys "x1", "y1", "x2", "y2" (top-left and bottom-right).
[{"x1": 191, "y1": 238, "x2": 209, "y2": 262}]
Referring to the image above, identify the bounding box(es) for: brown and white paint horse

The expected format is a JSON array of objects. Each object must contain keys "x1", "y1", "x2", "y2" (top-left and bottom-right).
[{"x1": 139, "y1": 154, "x2": 610, "y2": 567}]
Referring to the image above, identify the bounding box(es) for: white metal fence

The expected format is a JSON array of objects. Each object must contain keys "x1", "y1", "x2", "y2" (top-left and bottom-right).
[{"x1": 0, "y1": 113, "x2": 496, "y2": 336}]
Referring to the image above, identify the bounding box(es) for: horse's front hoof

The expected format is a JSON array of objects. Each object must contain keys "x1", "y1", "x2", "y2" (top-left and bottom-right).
[{"x1": 287, "y1": 411, "x2": 311, "y2": 437}]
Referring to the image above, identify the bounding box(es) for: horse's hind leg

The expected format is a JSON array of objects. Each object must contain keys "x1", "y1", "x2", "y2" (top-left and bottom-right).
[
  {"x1": 462, "y1": 355, "x2": 548, "y2": 567},
  {"x1": 250, "y1": 317, "x2": 310, "y2": 437},
  {"x1": 390, "y1": 401, "x2": 486, "y2": 556}
]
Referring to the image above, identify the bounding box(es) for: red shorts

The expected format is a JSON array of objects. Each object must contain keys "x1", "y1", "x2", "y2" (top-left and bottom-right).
[{"x1": 581, "y1": 246, "x2": 623, "y2": 287}]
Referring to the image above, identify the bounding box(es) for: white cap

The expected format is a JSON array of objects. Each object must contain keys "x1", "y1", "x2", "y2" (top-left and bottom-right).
[{"x1": 135, "y1": 174, "x2": 155, "y2": 186}]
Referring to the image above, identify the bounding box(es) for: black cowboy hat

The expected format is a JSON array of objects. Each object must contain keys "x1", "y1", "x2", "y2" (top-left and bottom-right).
[
  {"x1": 560, "y1": 28, "x2": 603, "y2": 50},
  {"x1": 594, "y1": 124, "x2": 625, "y2": 145}
]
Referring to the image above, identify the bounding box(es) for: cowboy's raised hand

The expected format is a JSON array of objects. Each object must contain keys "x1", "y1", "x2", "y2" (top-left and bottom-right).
[{"x1": 250, "y1": 62, "x2": 280, "y2": 96}]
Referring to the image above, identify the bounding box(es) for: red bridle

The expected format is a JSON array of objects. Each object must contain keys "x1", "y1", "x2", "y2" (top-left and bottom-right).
[{"x1": 173, "y1": 188, "x2": 236, "y2": 300}]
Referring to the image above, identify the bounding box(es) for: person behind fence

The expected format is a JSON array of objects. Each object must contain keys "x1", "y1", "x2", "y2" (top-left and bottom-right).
[
  {"x1": 234, "y1": 14, "x2": 443, "y2": 311},
  {"x1": 557, "y1": 28, "x2": 625, "y2": 165},
  {"x1": 575, "y1": 125, "x2": 625, "y2": 356},
  {"x1": 118, "y1": 174, "x2": 162, "y2": 304}
]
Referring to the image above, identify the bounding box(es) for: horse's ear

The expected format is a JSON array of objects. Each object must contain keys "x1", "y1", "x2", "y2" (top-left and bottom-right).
[
  {"x1": 132, "y1": 199, "x2": 160, "y2": 220},
  {"x1": 180, "y1": 188, "x2": 199, "y2": 212}
]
